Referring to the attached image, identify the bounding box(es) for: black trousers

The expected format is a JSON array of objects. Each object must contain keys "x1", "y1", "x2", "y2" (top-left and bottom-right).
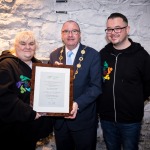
[{"x1": 54, "y1": 121, "x2": 97, "y2": 150}]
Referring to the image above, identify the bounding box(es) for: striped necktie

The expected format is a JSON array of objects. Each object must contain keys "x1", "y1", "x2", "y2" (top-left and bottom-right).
[{"x1": 66, "y1": 51, "x2": 73, "y2": 65}]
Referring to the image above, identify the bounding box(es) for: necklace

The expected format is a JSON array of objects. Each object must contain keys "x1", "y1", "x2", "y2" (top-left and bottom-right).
[{"x1": 59, "y1": 45, "x2": 87, "y2": 79}]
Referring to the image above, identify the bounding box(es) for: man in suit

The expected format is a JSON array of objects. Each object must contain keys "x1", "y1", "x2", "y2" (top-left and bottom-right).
[{"x1": 49, "y1": 20, "x2": 102, "y2": 150}]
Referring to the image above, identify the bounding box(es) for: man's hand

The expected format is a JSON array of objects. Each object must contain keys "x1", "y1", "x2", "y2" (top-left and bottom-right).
[
  {"x1": 65, "y1": 102, "x2": 78, "y2": 119},
  {"x1": 54, "y1": 61, "x2": 63, "y2": 65}
]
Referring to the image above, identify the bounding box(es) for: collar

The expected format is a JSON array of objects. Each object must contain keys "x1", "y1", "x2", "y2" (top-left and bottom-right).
[{"x1": 65, "y1": 43, "x2": 80, "y2": 56}]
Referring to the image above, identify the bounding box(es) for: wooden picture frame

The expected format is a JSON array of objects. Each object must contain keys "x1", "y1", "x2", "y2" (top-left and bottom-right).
[{"x1": 30, "y1": 63, "x2": 73, "y2": 116}]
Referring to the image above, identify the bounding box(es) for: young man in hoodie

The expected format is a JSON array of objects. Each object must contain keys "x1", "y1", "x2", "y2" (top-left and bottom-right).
[{"x1": 97, "y1": 13, "x2": 150, "y2": 150}]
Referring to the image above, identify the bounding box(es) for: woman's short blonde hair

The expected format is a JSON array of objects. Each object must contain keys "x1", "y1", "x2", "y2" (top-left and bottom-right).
[{"x1": 14, "y1": 31, "x2": 37, "y2": 47}]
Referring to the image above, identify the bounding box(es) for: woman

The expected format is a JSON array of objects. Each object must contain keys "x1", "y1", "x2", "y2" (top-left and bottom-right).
[{"x1": 0, "y1": 31, "x2": 53, "y2": 150}]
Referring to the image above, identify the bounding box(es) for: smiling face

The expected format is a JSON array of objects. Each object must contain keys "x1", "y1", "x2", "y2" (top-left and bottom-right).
[
  {"x1": 61, "y1": 21, "x2": 81, "y2": 50},
  {"x1": 106, "y1": 17, "x2": 130, "y2": 49},
  {"x1": 14, "y1": 31, "x2": 36, "y2": 63}
]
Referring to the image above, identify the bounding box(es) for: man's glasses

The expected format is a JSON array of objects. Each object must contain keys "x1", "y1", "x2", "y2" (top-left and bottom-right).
[
  {"x1": 105, "y1": 26, "x2": 127, "y2": 34},
  {"x1": 62, "y1": 29, "x2": 80, "y2": 35}
]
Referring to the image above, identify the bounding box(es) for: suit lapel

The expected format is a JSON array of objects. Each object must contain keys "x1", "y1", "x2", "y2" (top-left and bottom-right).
[
  {"x1": 62, "y1": 49, "x2": 66, "y2": 65},
  {"x1": 73, "y1": 44, "x2": 84, "y2": 71},
  {"x1": 58, "y1": 46, "x2": 66, "y2": 64}
]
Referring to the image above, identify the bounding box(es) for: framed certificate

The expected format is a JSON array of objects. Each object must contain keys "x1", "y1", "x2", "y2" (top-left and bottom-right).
[{"x1": 30, "y1": 63, "x2": 74, "y2": 116}]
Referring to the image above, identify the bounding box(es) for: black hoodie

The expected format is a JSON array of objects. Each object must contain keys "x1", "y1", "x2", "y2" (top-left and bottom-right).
[
  {"x1": 0, "y1": 50, "x2": 40, "y2": 123},
  {"x1": 0, "y1": 50, "x2": 53, "y2": 148},
  {"x1": 97, "y1": 39, "x2": 150, "y2": 123}
]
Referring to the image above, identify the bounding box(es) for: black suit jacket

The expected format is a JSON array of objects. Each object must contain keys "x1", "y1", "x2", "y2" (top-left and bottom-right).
[{"x1": 49, "y1": 43, "x2": 102, "y2": 131}]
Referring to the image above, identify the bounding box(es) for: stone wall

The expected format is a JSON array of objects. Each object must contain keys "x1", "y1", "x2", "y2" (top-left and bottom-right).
[
  {"x1": 0, "y1": 0, "x2": 150, "y2": 59},
  {"x1": 0, "y1": 0, "x2": 150, "y2": 149}
]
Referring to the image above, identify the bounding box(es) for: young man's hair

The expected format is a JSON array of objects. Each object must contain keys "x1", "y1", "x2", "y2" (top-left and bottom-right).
[{"x1": 108, "y1": 13, "x2": 128, "y2": 24}]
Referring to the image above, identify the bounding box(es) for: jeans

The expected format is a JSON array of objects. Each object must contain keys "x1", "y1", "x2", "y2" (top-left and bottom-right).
[{"x1": 100, "y1": 120, "x2": 141, "y2": 150}]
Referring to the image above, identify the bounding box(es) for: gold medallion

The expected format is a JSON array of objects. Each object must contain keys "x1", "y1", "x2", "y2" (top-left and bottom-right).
[
  {"x1": 77, "y1": 63, "x2": 81, "y2": 68},
  {"x1": 75, "y1": 70, "x2": 78, "y2": 74},
  {"x1": 59, "y1": 46, "x2": 64, "y2": 63},
  {"x1": 59, "y1": 56, "x2": 63, "y2": 60},
  {"x1": 79, "y1": 57, "x2": 83, "y2": 61},
  {"x1": 81, "y1": 50, "x2": 85, "y2": 54}
]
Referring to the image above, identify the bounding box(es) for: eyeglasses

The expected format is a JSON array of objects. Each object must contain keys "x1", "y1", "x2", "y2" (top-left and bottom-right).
[
  {"x1": 105, "y1": 26, "x2": 127, "y2": 34},
  {"x1": 62, "y1": 29, "x2": 80, "y2": 35}
]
